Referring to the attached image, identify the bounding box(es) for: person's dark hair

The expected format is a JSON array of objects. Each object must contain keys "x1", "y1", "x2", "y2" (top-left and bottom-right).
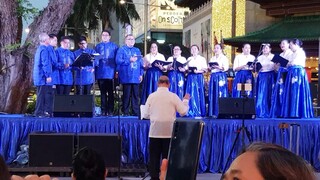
[
  {"x1": 290, "y1": 38, "x2": 303, "y2": 47},
  {"x1": 72, "y1": 147, "x2": 106, "y2": 180},
  {"x1": 0, "y1": 155, "x2": 11, "y2": 180},
  {"x1": 190, "y1": 44, "x2": 200, "y2": 50},
  {"x1": 102, "y1": 30, "x2": 111, "y2": 36},
  {"x1": 60, "y1": 36, "x2": 70, "y2": 42},
  {"x1": 242, "y1": 43, "x2": 250, "y2": 48},
  {"x1": 246, "y1": 142, "x2": 316, "y2": 180},
  {"x1": 79, "y1": 36, "x2": 87, "y2": 42},
  {"x1": 281, "y1": 39, "x2": 289, "y2": 44},
  {"x1": 49, "y1": 33, "x2": 57, "y2": 38}
]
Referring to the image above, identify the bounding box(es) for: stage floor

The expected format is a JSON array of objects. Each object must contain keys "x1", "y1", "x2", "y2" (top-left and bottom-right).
[{"x1": 1, "y1": 114, "x2": 320, "y2": 173}]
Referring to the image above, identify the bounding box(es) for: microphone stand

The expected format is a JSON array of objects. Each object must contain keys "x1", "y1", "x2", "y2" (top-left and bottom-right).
[
  {"x1": 115, "y1": 73, "x2": 122, "y2": 180},
  {"x1": 251, "y1": 44, "x2": 264, "y2": 98}
]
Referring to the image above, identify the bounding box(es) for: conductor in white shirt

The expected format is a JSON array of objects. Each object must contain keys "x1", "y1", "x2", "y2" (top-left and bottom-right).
[{"x1": 142, "y1": 75, "x2": 190, "y2": 180}]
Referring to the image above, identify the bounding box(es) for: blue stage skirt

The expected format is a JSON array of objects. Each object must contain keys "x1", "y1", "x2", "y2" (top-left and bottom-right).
[
  {"x1": 141, "y1": 67, "x2": 162, "y2": 105},
  {"x1": 232, "y1": 70, "x2": 253, "y2": 97},
  {"x1": 281, "y1": 66, "x2": 314, "y2": 118},
  {"x1": 270, "y1": 67, "x2": 287, "y2": 118},
  {"x1": 208, "y1": 72, "x2": 228, "y2": 117},
  {"x1": 256, "y1": 71, "x2": 275, "y2": 118},
  {"x1": 168, "y1": 70, "x2": 185, "y2": 100},
  {"x1": 185, "y1": 73, "x2": 206, "y2": 117}
]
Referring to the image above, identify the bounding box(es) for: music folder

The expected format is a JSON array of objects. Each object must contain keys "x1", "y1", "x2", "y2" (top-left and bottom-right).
[
  {"x1": 73, "y1": 53, "x2": 93, "y2": 67},
  {"x1": 209, "y1": 62, "x2": 219, "y2": 67},
  {"x1": 271, "y1": 54, "x2": 289, "y2": 67},
  {"x1": 151, "y1": 60, "x2": 171, "y2": 67},
  {"x1": 188, "y1": 66, "x2": 197, "y2": 72},
  {"x1": 246, "y1": 61, "x2": 254, "y2": 66},
  {"x1": 174, "y1": 60, "x2": 190, "y2": 68}
]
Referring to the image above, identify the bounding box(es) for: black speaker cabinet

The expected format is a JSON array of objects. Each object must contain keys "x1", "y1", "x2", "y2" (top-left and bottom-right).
[
  {"x1": 218, "y1": 97, "x2": 256, "y2": 119},
  {"x1": 77, "y1": 134, "x2": 121, "y2": 168},
  {"x1": 53, "y1": 95, "x2": 93, "y2": 117},
  {"x1": 29, "y1": 133, "x2": 74, "y2": 167}
]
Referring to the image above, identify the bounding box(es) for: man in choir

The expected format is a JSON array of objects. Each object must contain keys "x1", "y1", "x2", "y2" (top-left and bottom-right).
[
  {"x1": 141, "y1": 43, "x2": 167, "y2": 105},
  {"x1": 208, "y1": 44, "x2": 229, "y2": 117},
  {"x1": 270, "y1": 39, "x2": 292, "y2": 117},
  {"x1": 116, "y1": 34, "x2": 144, "y2": 116},
  {"x1": 33, "y1": 33, "x2": 52, "y2": 117},
  {"x1": 166, "y1": 45, "x2": 187, "y2": 100},
  {"x1": 232, "y1": 43, "x2": 255, "y2": 97},
  {"x1": 95, "y1": 30, "x2": 118, "y2": 116},
  {"x1": 185, "y1": 44, "x2": 207, "y2": 117},
  {"x1": 281, "y1": 38, "x2": 313, "y2": 118},
  {"x1": 74, "y1": 36, "x2": 96, "y2": 95},
  {"x1": 256, "y1": 43, "x2": 275, "y2": 118},
  {"x1": 55, "y1": 36, "x2": 74, "y2": 95}
]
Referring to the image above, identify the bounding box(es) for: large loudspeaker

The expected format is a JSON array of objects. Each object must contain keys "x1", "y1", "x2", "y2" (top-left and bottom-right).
[
  {"x1": 77, "y1": 134, "x2": 121, "y2": 168},
  {"x1": 218, "y1": 97, "x2": 256, "y2": 119},
  {"x1": 29, "y1": 133, "x2": 74, "y2": 167},
  {"x1": 53, "y1": 95, "x2": 93, "y2": 117}
]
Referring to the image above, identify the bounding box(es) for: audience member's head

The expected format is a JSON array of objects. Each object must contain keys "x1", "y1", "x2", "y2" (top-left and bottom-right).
[
  {"x1": 223, "y1": 142, "x2": 316, "y2": 180},
  {"x1": 0, "y1": 155, "x2": 11, "y2": 180},
  {"x1": 72, "y1": 147, "x2": 106, "y2": 180}
]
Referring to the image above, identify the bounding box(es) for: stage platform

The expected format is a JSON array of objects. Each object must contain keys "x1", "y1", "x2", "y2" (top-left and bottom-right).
[{"x1": 1, "y1": 114, "x2": 320, "y2": 173}]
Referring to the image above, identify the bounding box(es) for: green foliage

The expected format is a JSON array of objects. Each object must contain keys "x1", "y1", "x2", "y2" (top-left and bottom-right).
[
  {"x1": 26, "y1": 94, "x2": 36, "y2": 114},
  {"x1": 17, "y1": 0, "x2": 39, "y2": 21},
  {"x1": 4, "y1": 43, "x2": 21, "y2": 51}
]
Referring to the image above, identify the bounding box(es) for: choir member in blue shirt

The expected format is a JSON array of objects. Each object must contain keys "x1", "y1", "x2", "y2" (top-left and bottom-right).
[
  {"x1": 33, "y1": 33, "x2": 52, "y2": 117},
  {"x1": 116, "y1": 34, "x2": 144, "y2": 116},
  {"x1": 55, "y1": 36, "x2": 74, "y2": 95},
  {"x1": 74, "y1": 36, "x2": 96, "y2": 95},
  {"x1": 95, "y1": 30, "x2": 118, "y2": 116}
]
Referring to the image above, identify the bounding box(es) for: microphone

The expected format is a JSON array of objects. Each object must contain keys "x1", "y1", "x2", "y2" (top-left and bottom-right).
[{"x1": 168, "y1": 44, "x2": 173, "y2": 47}]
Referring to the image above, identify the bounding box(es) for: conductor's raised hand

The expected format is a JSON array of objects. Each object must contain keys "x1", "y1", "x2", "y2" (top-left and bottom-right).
[{"x1": 183, "y1": 93, "x2": 191, "y2": 100}]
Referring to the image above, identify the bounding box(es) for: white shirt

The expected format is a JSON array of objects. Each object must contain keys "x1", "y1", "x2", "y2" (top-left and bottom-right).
[
  {"x1": 280, "y1": 49, "x2": 293, "y2": 60},
  {"x1": 209, "y1": 54, "x2": 229, "y2": 72},
  {"x1": 233, "y1": 53, "x2": 255, "y2": 71},
  {"x1": 167, "y1": 56, "x2": 187, "y2": 64},
  {"x1": 289, "y1": 48, "x2": 306, "y2": 67},
  {"x1": 142, "y1": 87, "x2": 189, "y2": 138},
  {"x1": 257, "y1": 53, "x2": 275, "y2": 72},
  {"x1": 144, "y1": 53, "x2": 166, "y2": 67},
  {"x1": 187, "y1": 55, "x2": 207, "y2": 71}
]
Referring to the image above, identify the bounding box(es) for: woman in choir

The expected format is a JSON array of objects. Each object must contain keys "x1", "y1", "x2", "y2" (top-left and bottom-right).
[
  {"x1": 208, "y1": 44, "x2": 229, "y2": 117},
  {"x1": 141, "y1": 43, "x2": 167, "y2": 105},
  {"x1": 232, "y1": 43, "x2": 255, "y2": 97},
  {"x1": 256, "y1": 44, "x2": 275, "y2": 118},
  {"x1": 185, "y1": 45, "x2": 207, "y2": 117},
  {"x1": 167, "y1": 45, "x2": 187, "y2": 99},
  {"x1": 281, "y1": 39, "x2": 314, "y2": 118},
  {"x1": 270, "y1": 39, "x2": 292, "y2": 117}
]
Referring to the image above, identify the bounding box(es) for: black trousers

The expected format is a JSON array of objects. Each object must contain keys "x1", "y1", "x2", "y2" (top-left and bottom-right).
[
  {"x1": 148, "y1": 138, "x2": 171, "y2": 180},
  {"x1": 34, "y1": 85, "x2": 52, "y2": 116},
  {"x1": 56, "y1": 85, "x2": 72, "y2": 95},
  {"x1": 122, "y1": 83, "x2": 140, "y2": 115},
  {"x1": 75, "y1": 84, "x2": 92, "y2": 95},
  {"x1": 98, "y1": 79, "x2": 114, "y2": 114},
  {"x1": 44, "y1": 86, "x2": 54, "y2": 114}
]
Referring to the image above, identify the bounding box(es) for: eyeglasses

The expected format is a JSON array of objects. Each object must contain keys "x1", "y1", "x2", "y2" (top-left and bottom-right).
[
  {"x1": 173, "y1": 48, "x2": 181, "y2": 50},
  {"x1": 79, "y1": 42, "x2": 87, "y2": 45},
  {"x1": 126, "y1": 38, "x2": 135, "y2": 40}
]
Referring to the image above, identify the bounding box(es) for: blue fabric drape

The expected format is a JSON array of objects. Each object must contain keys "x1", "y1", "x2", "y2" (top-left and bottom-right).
[
  {"x1": 1, "y1": 117, "x2": 320, "y2": 173},
  {"x1": 256, "y1": 71, "x2": 275, "y2": 118},
  {"x1": 141, "y1": 68, "x2": 163, "y2": 105},
  {"x1": 281, "y1": 66, "x2": 314, "y2": 118},
  {"x1": 208, "y1": 72, "x2": 228, "y2": 117},
  {"x1": 232, "y1": 70, "x2": 253, "y2": 98},
  {"x1": 270, "y1": 67, "x2": 287, "y2": 118},
  {"x1": 168, "y1": 70, "x2": 185, "y2": 100},
  {"x1": 185, "y1": 73, "x2": 206, "y2": 117}
]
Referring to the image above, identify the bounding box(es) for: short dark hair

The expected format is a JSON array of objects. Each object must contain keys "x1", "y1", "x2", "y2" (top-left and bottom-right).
[
  {"x1": 49, "y1": 33, "x2": 57, "y2": 38},
  {"x1": 158, "y1": 75, "x2": 169, "y2": 85},
  {"x1": 0, "y1": 155, "x2": 10, "y2": 180},
  {"x1": 290, "y1": 38, "x2": 303, "y2": 47},
  {"x1": 246, "y1": 142, "x2": 316, "y2": 180},
  {"x1": 79, "y1": 36, "x2": 87, "y2": 42},
  {"x1": 72, "y1": 147, "x2": 106, "y2": 180},
  {"x1": 102, "y1": 30, "x2": 111, "y2": 36},
  {"x1": 60, "y1": 36, "x2": 70, "y2": 42}
]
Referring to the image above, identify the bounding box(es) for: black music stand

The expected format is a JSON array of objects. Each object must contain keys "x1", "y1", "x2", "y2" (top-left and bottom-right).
[
  {"x1": 220, "y1": 87, "x2": 255, "y2": 179},
  {"x1": 73, "y1": 53, "x2": 93, "y2": 67}
]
